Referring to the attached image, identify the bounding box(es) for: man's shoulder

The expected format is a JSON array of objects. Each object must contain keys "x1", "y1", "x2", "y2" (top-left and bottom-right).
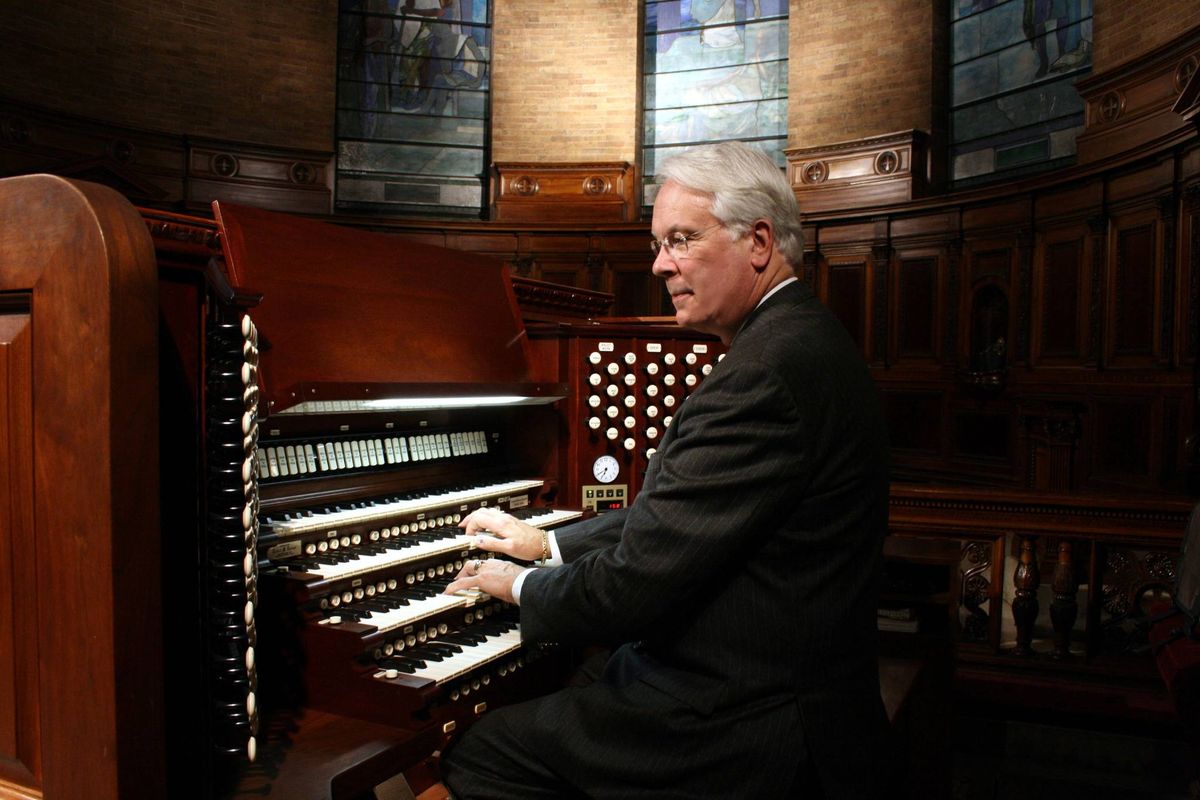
[{"x1": 736, "y1": 282, "x2": 835, "y2": 348}]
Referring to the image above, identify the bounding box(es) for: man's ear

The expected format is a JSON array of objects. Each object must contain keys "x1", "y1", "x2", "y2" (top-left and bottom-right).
[{"x1": 749, "y1": 219, "x2": 774, "y2": 270}]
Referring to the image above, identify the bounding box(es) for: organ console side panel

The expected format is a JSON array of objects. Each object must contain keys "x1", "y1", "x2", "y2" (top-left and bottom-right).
[{"x1": 0, "y1": 175, "x2": 163, "y2": 800}]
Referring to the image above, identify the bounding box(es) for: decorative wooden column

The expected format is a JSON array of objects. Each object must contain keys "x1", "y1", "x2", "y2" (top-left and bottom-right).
[
  {"x1": 1012, "y1": 535, "x2": 1040, "y2": 657},
  {"x1": 1049, "y1": 540, "x2": 1080, "y2": 660}
]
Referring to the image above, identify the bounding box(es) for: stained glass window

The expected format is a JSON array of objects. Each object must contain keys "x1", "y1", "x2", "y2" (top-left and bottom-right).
[
  {"x1": 642, "y1": 0, "x2": 789, "y2": 209},
  {"x1": 336, "y1": 0, "x2": 491, "y2": 217},
  {"x1": 951, "y1": 0, "x2": 1093, "y2": 185}
]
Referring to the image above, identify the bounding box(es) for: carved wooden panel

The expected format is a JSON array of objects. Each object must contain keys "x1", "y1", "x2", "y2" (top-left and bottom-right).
[
  {"x1": 611, "y1": 263, "x2": 659, "y2": 317},
  {"x1": 1031, "y1": 225, "x2": 1092, "y2": 364},
  {"x1": 882, "y1": 390, "x2": 943, "y2": 453},
  {"x1": 891, "y1": 252, "x2": 943, "y2": 364},
  {"x1": 187, "y1": 140, "x2": 332, "y2": 215},
  {"x1": 950, "y1": 408, "x2": 1012, "y2": 463},
  {"x1": 822, "y1": 254, "x2": 868, "y2": 352},
  {"x1": 491, "y1": 162, "x2": 636, "y2": 223},
  {"x1": 785, "y1": 130, "x2": 931, "y2": 212},
  {"x1": 1087, "y1": 397, "x2": 1156, "y2": 488},
  {"x1": 1106, "y1": 207, "x2": 1164, "y2": 366}
]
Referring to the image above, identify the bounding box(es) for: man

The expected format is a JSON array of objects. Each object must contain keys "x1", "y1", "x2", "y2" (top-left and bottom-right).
[{"x1": 442, "y1": 141, "x2": 891, "y2": 798}]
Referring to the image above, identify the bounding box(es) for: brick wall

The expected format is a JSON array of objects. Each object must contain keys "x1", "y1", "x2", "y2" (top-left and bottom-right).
[
  {"x1": 1092, "y1": 0, "x2": 1200, "y2": 73},
  {"x1": 788, "y1": 0, "x2": 944, "y2": 148},
  {"x1": 491, "y1": 0, "x2": 639, "y2": 163},
  {"x1": 1, "y1": 1, "x2": 1194, "y2": 179},
  {"x1": 0, "y1": 1, "x2": 336, "y2": 152}
]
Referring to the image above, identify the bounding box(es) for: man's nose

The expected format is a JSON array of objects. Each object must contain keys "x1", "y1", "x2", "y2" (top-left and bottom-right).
[{"x1": 651, "y1": 246, "x2": 676, "y2": 277}]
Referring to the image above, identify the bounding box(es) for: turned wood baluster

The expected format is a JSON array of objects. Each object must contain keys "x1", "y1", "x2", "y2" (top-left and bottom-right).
[
  {"x1": 1049, "y1": 540, "x2": 1079, "y2": 659},
  {"x1": 1012, "y1": 535, "x2": 1040, "y2": 656}
]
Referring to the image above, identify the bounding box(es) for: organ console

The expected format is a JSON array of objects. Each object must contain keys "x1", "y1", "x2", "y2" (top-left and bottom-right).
[
  {"x1": 195, "y1": 201, "x2": 590, "y2": 794},
  {"x1": 0, "y1": 174, "x2": 725, "y2": 800}
]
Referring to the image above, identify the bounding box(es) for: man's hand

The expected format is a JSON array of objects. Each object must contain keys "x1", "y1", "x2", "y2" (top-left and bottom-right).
[
  {"x1": 443, "y1": 557, "x2": 524, "y2": 605},
  {"x1": 460, "y1": 507, "x2": 546, "y2": 562}
]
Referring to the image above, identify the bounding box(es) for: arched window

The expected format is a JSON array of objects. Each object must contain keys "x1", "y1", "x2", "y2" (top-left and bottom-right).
[
  {"x1": 951, "y1": 0, "x2": 1093, "y2": 185},
  {"x1": 335, "y1": 1, "x2": 492, "y2": 217},
  {"x1": 641, "y1": 0, "x2": 789, "y2": 209}
]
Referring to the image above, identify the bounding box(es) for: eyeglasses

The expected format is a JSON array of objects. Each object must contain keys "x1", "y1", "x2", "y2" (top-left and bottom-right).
[{"x1": 649, "y1": 223, "x2": 724, "y2": 258}]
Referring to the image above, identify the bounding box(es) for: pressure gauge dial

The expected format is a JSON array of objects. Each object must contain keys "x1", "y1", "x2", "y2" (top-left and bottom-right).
[{"x1": 592, "y1": 455, "x2": 619, "y2": 483}]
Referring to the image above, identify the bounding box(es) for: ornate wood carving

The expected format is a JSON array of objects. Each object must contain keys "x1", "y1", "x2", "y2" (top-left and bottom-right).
[
  {"x1": 1100, "y1": 547, "x2": 1178, "y2": 653},
  {"x1": 784, "y1": 130, "x2": 931, "y2": 213},
  {"x1": 1076, "y1": 27, "x2": 1200, "y2": 163},
  {"x1": 961, "y1": 540, "x2": 993, "y2": 644},
  {"x1": 491, "y1": 162, "x2": 636, "y2": 223},
  {"x1": 187, "y1": 139, "x2": 331, "y2": 215}
]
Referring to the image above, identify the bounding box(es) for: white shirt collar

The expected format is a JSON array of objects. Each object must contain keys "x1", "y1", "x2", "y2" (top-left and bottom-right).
[{"x1": 756, "y1": 276, "x2": 798, "y2": 309}]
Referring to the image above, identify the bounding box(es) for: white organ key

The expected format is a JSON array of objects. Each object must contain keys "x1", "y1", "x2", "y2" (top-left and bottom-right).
[
  {"x1": 267, "y1": 479, "x2": 545, "y2": 536},
  {"x1": 345, "y1": 592, "x2": 471, "y2": 635},
  {"x1": 411, "y1": 626, "x2": 523, "y2": 685},
  {"x1": 516, "y1": 508, "x2": 583, "y2": 528},
  {"x1": 304, "y1": 532, "x2": 476, "y2": 581}
]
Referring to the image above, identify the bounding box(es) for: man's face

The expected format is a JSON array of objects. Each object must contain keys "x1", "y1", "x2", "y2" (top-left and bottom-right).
[{"x1": 650, "y1": 180, "x2": 755, "y2": 343}]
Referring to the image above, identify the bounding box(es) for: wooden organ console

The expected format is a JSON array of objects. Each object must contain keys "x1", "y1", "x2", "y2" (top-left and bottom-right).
[
  {"x1": 198, "y1": 201, "x2": 589, "y2": 795},
  {"x1": 0, "y1": 174, "x2": 729, "y2": 800}
]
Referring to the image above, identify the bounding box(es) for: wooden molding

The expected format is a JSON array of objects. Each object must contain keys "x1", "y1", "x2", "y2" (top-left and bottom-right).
[
  {"x1": 510, "y1": 275, "x2": 614, "y2": 322},
  {"x1": 1075, "y1": 27, "x2": 1200, "y2": 164},
  {"x1": 0, "y1": 99, "x2": 184, "y2": 203},
  {"x1": 0, "y1": 98, "x2": 333, "y2": 214},
  {"x1": 784, "y1": 130, "x2": 930, "y2": 213},
  {"x1": 186, "y1": 138, "x2": 331, "y2": 215},
  {"x1": 1174, "y1": 52, "x2": 1200, "y2": 133},
  {"x1": 491, "y1": 161, "x2": 636, "y2": 223}
]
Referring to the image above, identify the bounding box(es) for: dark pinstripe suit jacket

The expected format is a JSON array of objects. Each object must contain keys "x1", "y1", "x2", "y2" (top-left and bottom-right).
[{"x1": 520, "y1": 280, "x2": 891, "y2": 797}]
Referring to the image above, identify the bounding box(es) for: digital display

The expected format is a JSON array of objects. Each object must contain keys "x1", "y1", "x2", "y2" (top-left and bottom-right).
[{"x1": 596, "y1": 499, "x2": 625, "y2": 511}]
